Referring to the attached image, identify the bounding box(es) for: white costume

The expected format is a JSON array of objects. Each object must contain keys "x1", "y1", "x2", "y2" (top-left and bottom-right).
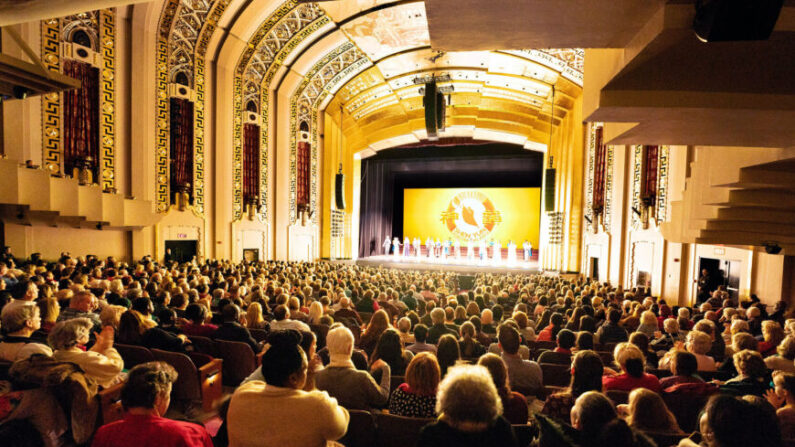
[
  {"x1": 523, "y1": 240, "x2": 533, "y2": 260},
  {"x1": 392, "y1": 237, "x2": 401, "y2": 258},
  {"x1": 426, "y1": 237, "x2": 434, "y2": 259},
  {"x1": 413, "y1": 238, "x2": 422, "y2": 259},
  {"x1": 454, "y1": 240, "x2": 461, "y2": 259},
  {"x1": 403, "y1": 237, "x2": 410, "y2": 257},
  {"x1": 507, "y1": 240, "x2": 517, "y2": 265},
  {"x1": 479, "y1": 240, "x2": 487, "y2": 261},
  {"x1": 492, "y1": 240, "x2": 501, "y2": 264},
  {"x1": 383, "y1": 236, "x2": 391, "y2": 255},
  {"x1": 467, "y1": 240, "x2": 475, "y2": 260}
]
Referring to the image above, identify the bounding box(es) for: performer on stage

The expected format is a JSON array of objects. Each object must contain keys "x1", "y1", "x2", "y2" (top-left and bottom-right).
[
  {"x1": 492, "y1": 239, "x2": 501, "y2": 265},
  {"x1": 403, "y1": 236, "x2": 410, "y2": 257},
  {"x1": 426, "y1": 237, "x2": 434, "y2": 259},
  {"x1": 507, "y1": 240, "x2": 517, "y2": 265},
  {"x1": 435, "y1": 239, "x2": 442, "y2": 259},
  {"x1": 467, "y1": 239, "x2": 475, "y2": 260},
  {"x1": 454, "y1": 240, "x2": 461, "y2": 259},
  {"x1": 443, "y1": 239, "x2": 450, "y2": 260},
  {"x1": 479, "y1": 240, "x2": 487, "y2": 261},
  {"x1": 392, "y1": 237, "x2": 401, "y2": 258},
  {"x1": 523, "y1": 240, "x2": 533, "y2": 261},
  {"x1": 413, "y1": 237, "x2": 422, "y2": 259},
  {"x1": 383, "y1": 236, "x2": 391, "y2": 255}
]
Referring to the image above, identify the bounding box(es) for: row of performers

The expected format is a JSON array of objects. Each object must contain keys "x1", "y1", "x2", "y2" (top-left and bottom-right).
[{"x1": 382, "y1": 237, "x2": 533, "y2": 261}]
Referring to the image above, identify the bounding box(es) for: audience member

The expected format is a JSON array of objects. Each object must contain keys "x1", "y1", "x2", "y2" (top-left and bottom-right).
[{"x1": 389, "y1": 352, "x2": 441, "y2": 418}]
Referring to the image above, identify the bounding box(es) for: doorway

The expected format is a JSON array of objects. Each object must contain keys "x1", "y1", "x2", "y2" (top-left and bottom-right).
[
  {"x1": 165, "y1": 240, "x2": 197, "y2": 263},
  {"x1": 589, "y1": 257, "x2": 599, "y2": 281}
]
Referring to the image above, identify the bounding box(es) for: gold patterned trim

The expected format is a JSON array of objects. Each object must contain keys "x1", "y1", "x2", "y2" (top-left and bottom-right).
[
  {"x1": 99, "y1": 9, "x2": 116, "y2": 190},
  {"x1": 41, "y1": 19, "x2": 62, "y2": 175}
]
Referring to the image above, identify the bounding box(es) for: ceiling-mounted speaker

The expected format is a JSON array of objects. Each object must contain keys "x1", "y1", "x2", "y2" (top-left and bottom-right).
[
  {"x1": 335, "y1": 172, "x2": 346, "y2": 210},
  {"x1": 694, "y1": 0, "x2": 783, "y2": 42},
  {"x1": 423, "y1": 80, "x2": 446, "y2": 141}
]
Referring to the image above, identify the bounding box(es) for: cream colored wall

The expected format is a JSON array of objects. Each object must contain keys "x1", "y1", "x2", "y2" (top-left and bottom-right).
[
  {"x1": 752, "y1": 251, "x2": 786, "y2": 306},
  {"x1": 5, "y1": 223, "x2": 131, "y2": 260}
]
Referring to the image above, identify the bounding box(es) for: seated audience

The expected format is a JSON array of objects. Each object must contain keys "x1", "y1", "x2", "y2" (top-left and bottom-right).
[
  {"x1": 659, "y1": 351, "x2": 708, "y2": 390},
  {"x1": 437, "y1": 333, "x2": 461, "y2": 377},
  {"x1": 211, "y1": 304, "x2": 261, "y2": 353},
  {"x1": 268, "y1": 304, "x2": 310, "y2": 333},
  {"x1": 117, "y1": 310, "x2": 190, "y2": 353},
  {"x1": 334, "y1": 297, "x2": 363, "y2": 326},
  {"x1": 603, "y1": 343, "x2": 661, "y2": 393},
  {"x1": 49, "y1": 318, "x2": 124, "y2": 388},
  {"x1": 358, "y1": 309, "x2": 391, "y2": 356},
  {"x1": 536, "y1": 312, "x2": 564, "y2": 342},
  {"x1": 635, "y1": 311, "x2": 659, "y2": 339},
  {"x1": 0, "y1": 304, "x2": 52, "y2": 361},
  {"x1": 720, "y1": 332, "x2": 758, "y2": 375},
  {"x1": 427, "y1": 308, "x2": 457, "y2": 344},
  {"x1": 569, "y1": 391, "x2": 621, "y2": 447},
  {"x1": 91, "y1": 361, "x2": 213, "y2": 447},
  {"x1": 678, "y1": 394, "x2": 782, "y2": 447},
  {"x1": 315, "y1": 326, "x2": 390, "y2": 410},
  {"x1": 759, "y1": 321, "x2": 786, "y2": 357},
  {"x1": 226, "y1": 331, "x2": 349, "y2": 447},
  {"x1": 575, "y1": 331, "x2": 595, "y2": 351},
  {"x1": 629, "y1": 332, "x2": 658, "y2": 369},
  {"x1": 370, "y1": 328, "x2": 413, "y2": 376},
  {"x1": 478, "y1": 353, "x2": 528, "y2": 424},
  {"x1": 418, "y1": 364, "x2": 518, "y2": 447},
  {"x1": 406, "y1": 324, "x2": 437, "y2": 355},
  {"x1": 56, "y1": 291, "x2": 101, "y2": 330},
  {"x1": 764, "y1": 371, "x2": 795, "y2": 440},
  {"x1": 396, "y1": 317, "x2": 415, "y2": 345},
  {"x1": 596, "y1": 309, "x2": 629, "y2": 344},
  {"x1": 498, "y1": 324, "x2": 542, "y2": 396},
  {"x1": 459, "y1": 321, "x2": 487, "y2": 358},
  {"x1": 389, "y1": 352, "x2": 441, "y2": 418},
  {"x1": 245, "y1": 302, "x2": 268, "y2": 330},
  {"x1": 765, "y1": 335, "x2": 795, "y2": 373},
  {"x1": 619, "y1": 388, "x2": 682, "y2": 434},
  {"x1": 660, "y1": 330, "x2": 716, "y2": 372},
  {"x1": 719, "y1": 349, "x2": 771, "y2": 397},
  {"x1": 180, "y1": 304, "x2": 217, "y2": 337},
  {"x1": 542, "y1": 350, "x2": 604, "y2": 422},
  {"x1": 651, "y1": 318, "x2": 683, "y2": 354},
  {"x1": 538, "y1": 328, "x2": 575, "y2": 365}
]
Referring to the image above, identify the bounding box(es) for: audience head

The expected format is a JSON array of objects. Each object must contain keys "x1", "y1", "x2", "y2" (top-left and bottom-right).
[
  {"x1": 48, "y1": 317, "x2": 93, "y2": 350},
  {"x1": 437, "y1": 334, "x2": 461, "y2": 377},
  {"x1": 670, "y1": 350, "x2": 698, "y2": 377},
  {"x1": 570, "y1": 391, "x2": 617, "y2": 440},
  {"x1": 431, "y1": 307, "x2": 446, "y2": 325},
  {"x1": 732, "y1": 349, "x2": 767, "y2": 379},
  {"x1": 414, "y1": 324, "x2": 429, "y2": 343},
  {"x1": 1, "y1": 304, "x2": 40, "y2": 334},
  {"x1": 121, "y1": 361, "x2": 178, "y2": 415},
  {"x1": 406, "y1": 352, "x2": 441, "y2": 396},
  {"x1": 731, "y1": 332, "x2": 758, "y2": 353},
  {"x1": 185, "y1": 303, "x2": 207, "y2": 324},
  {"x1": 557, "y1": 329, "x2": 576, "y2": 350},
  {"x1": 372, "y1": 328, "x2": 403, "y2": 367},
  {"x1": 777, "y1": 335, "x2": 795, "y2": 361},
  {"x1": 703, "y1": 394, "x2": 782, "y2": 447},
  {"x1": 608, "y1": 308, "x2": 621, "y2": 324},
  {"x1": 325, "y1": 326, "x2": 354, "y2": 362},
  {"x1": 613, "y1": 343, "x2": 645, "y2": 378},
  {"x1": 686, "y1": 330, "x2": 712, "y2": 355},
  {"x1": 497, "y1": 324, "x2": 521, "y2": 355},
  {"x1": 570, "y1": 350, "x2": 604, "y2": 397},
  {"x1": 221, "y1": 304, "x2": 242, "y2": 323},
  {"x1": 436, "y1": 365, "x2": 502, "y2": 428},
  {"x1": 576, "y1": 331, "x2": 594, "y2": 351},
  {"x1": 260, "y1": 330, "x2": 307, "y2": 388},
  {"x1": 477, "y1": 353, "x2": 511, "y2": 398},
  {"x1": 626, "y1": 388, "x2": 679, "y2": 432}
]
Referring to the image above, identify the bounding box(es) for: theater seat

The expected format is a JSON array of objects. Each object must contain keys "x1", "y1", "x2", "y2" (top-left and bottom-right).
[
  {"x1": 390, "y1": 375, "x2": 405, "y2": 392},
  {"x1": 375, "y1": 412, "x2": 433, "y2": 447},
  {"x1": 98, "y1": 381, "x2": 125, "y2": 426},
  {"x1": 151, "y1": 348, "x2": 223, "y2": 413},
  {"x1": 605, "y1": 389, "x2": 630, "y2": 405},
  {"x1": 540, "y1": 363, "x2": 571, "y2": 387},
  {"x1": 513, "y1": 424, "x2": 538, "y2": 447},
  {"x1": 663, "y1": 390, "x2": 711, "y2": 432},
  {"x1": 339, "y1": 410, "x2": 377, "y2": 447},
  {"x1": 215, "y1": 340, "x2": 257, "y2": 386},
  {"x1": 189, "y1": 336, "x2": 218, "y2": 358},
  {"x1": 642, "y1": 430, "x2": 686, "y2": 447},
  {"x1": 249, "y1": 328, "x2": 268, "y2": 343},
  {"x1": 114, "y1": 343, "x2": 155, "y2": 369}
]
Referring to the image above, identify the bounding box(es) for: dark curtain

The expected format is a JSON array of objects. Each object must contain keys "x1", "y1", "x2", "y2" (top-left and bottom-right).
[
  {"x1": 592, "y1": 127, "x2": 606, "y2": 210},
  {"x1": 169, "y1": 97, "x2": 194, "y2": 203},
  {"x1": 642, "y1": 145, "x2": 659, "y2": 200},
  {"x1": 358, "y1": 144, "x2": 543, "y2": 258},
  {"x1": 63, "y1": 59, "x2": 100, "y2": 178},
  {"x1": 243, "y1": 123, "x2": 260, "y2": 204},
  {"x1": 296, "y1": 141, "x2": 310, "y2": 206}
]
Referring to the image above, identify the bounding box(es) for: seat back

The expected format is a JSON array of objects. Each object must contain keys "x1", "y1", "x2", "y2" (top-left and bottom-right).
[
  {"x1": 215, "y1": 339, "x2": 257, "y2": 386},
  {"x1": 151, "y1": 348, "x2": 201, "y2": 401},
  {"x1": 534, "y1": 340, "x2": 556, "y2": 351},
  {"x1": 249, "y1": 328, "x2": 269, "y2": 343},
  {"x1": 189, "y1": 336, "x2": 218, "y2": 357},
  {"x1": 375, "y1": 412, "x2": 433, "y2": 447},
  {"x1": 662, "y1": 391, "x2": 709, "y2": 432},
  {"x1": 540, "y1": 363, "x2": 571, "y2": 387},
  {"x1": 513, "y1": 424, "x2": 538, "y2": 447},
  {"x1": 339, "y1": 409, "x2": 377, "y2": 447},
  {"x1": 114, "y1": 343, "x2": 155, "y2": 369},
  {"x1": 642, "y1": 430, "x2": 686, "y2": 447},
  {"x1": 697, "y1": 370, "x2": 731, "y2": 382},
  {"x1": 606, "y1": 389, "x2": 630, "y2": 405},
  {"x1": 390, "y1": 375, "x2": 405, "y2": 392}
]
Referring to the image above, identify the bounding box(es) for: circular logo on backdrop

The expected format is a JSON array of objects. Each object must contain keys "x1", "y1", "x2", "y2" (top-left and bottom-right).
[{"x1": 440, "y1": 191, "x2": 502, "y2": 241}]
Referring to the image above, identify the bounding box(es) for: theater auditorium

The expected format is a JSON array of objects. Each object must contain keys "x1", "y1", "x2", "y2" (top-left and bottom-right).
[{"x1": 0, "y1": 0, "x2": 793, "y2": 446}]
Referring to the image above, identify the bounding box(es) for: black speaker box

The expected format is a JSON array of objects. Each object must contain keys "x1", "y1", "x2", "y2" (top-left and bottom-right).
[
  {"x1": 335, "y1": 172, "x2": 345, "y2": 210},
  {"x1": 544, "y1": 169, "x2": 556, "y2": 212},
  {"x1": 694, "y1": 0, "x2": 783, "y2": 42}
]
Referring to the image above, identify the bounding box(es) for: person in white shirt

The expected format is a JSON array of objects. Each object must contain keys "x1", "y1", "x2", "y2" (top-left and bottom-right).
[
  {"x1": 426, "y1": 237, "x2": 434, "y2": 259},
  {"x1": 392, "y1": 237, "x2": 401, "y2": 259},
  {"x1": 383, "y1": 236, "x2": 391, "y2": 255},
  {"x1": 49, "y1": 318, "x2": 125, "y2": 388},
  {"x1": 0, "y1": 304, "x2": 53, "y2": 361}
]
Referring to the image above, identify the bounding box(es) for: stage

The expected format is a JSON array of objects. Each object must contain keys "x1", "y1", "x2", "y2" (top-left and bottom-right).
[{"x1": 354, "y1": 254, "x2": 542, "y2": 274}]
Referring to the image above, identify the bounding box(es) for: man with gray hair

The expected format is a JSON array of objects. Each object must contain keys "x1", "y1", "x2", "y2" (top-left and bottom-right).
[
  {"x1": 315, "y1": 326, "x2": 391, "y2": 410},
  {"x1": 57, "y1": 290, "x2": 101, "y2": 330},
  {"x1": 0, "y1": 304, "x2": 52, "y2": 361},
  {"x1": 427, "y1": 307, "x2": 456, "y2": 344}
]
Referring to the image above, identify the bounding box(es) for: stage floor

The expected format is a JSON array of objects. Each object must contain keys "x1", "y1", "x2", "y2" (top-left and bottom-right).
[{"x1": 354, "y1": 255, "x2": 541, "y2": 274}]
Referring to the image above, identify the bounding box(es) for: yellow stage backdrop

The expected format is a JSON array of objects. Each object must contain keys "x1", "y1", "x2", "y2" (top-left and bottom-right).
[{"x1": 403, "y1": 187, "x2": 540, "y2": 246}]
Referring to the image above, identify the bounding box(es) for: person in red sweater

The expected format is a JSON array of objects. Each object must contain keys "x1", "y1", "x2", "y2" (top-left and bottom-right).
[
  {"x1": 602, "y1": 342, "x2": 661, "y2": 393},
  {"x1": 92, "y1": 361, "x2": 213, "y2": 447}
]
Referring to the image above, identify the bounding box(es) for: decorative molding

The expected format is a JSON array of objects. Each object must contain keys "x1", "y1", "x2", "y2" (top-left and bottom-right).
[
  {"x1": 155, "y1": 0, "x2": 230, "y2": 214},
  {"x1": 288, "y1": 42, "x2": 368, "y2": 224},
  {"x1": 603, "y1": 144, "x2": 614, "y2": 230},
  {"x1": 41, "y1": 18, "x2": 62, "y2": 175},
  {"x1": 231, "y1": 2, "x2": 327, "y2": 221},
  {"x1": 656, "y1": 145, "x2": 669, "y2": 222},
  {"x1": 631, "y1": 145, "x2": 643, "y2": 229},
  {"x1": 99, "y1": 9, "x2": 116, "y2": 190},
  {"x1": 584, "y1": 122, "x2": 595, "y2": 227}
]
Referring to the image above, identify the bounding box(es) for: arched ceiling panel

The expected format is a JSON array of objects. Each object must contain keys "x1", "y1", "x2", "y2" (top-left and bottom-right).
[{"x1": 339, "y1": 1, "x2": 430, "y2": 61}]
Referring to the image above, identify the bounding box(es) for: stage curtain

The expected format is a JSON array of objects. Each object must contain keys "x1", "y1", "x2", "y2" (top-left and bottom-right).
[
  {"x1": 169, "y1": 97, "x2": 194, "y2": 203},
  {"x1": 296, "y1": 141, "x2": 310, "y2": 206},
  {"x1": 357, "y1": 143, "x2": 543, "y2": 258},
  {"x1": 642, "y1": 145, "x2": 659, "y2": 200},
  {"x1": 243, "y1": 123, "x2": 260, "y2": 204},
  {"x1": 63, "y1": 59, "x2": 100, "y2": 178},
  {"x1": 592, "y1": 127, "x2": 606, "y2": 211}
]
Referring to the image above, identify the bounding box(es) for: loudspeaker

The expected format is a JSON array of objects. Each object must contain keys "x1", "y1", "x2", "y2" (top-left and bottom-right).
[
  {"x1": 423, "y1": 81, "x2": 446, "y2": 141},
  {"x1": 459, "y1": 275, "x2": 475, "y2": 290},
  {"x1": 334, "y1": 172, "x2": 346, "y2": 210},
  {"x1": 694, "y1": 0, "x2": 783, "y2": 42},
  {"x1": 544, "y1": 169, "x2": 556, "y2": 212}
]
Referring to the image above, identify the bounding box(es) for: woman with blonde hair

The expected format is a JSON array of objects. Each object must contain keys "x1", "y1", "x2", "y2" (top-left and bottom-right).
[
  {"x1": 602, "y1": 343, "x2": 661, "y2": 393},
  {"x1": 246, "y1": 302, "x2": 267, "y2": 329},
  {"x1": 619, "y1": 388, "x2": 682, "y2": 434},
  {"x1": 635, "y1": 311, "x2": 659, "y2": 338},
  {"x1": 37, "y1": 296, "x2": 60, "y2": 333},
  {"x1": 389, "y1": 352, "x2": 441, "y2": 418},
  {"x1": 307, "y1": 300, "x2": 324, "y2": 326},
  {"x1": 99, "y1": 304, "x2": 127, "y2": 330},
  {"x1": 759, "y1": 320, "x2": 785, "y2": 357},
  {"x1": 512, "y1": 311, "x2": 536, "y2": 342}
]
